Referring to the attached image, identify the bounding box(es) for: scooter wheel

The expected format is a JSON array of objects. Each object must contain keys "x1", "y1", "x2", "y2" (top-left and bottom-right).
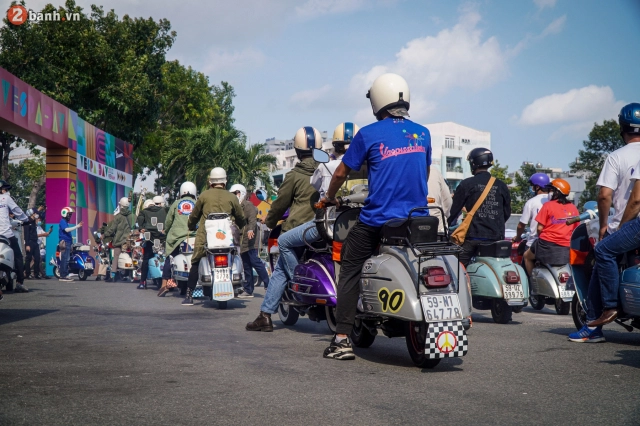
[
  {"x1": 529, "y1": 295, "x2": 545, "y2": 311},
  {"x1": 278, "y1": 302, "x2": 299, "y2": 326},
  {"x1": 53, "y1": 266, "x2": 61, "y2": 279},
  {"x1": 571, "y1": 293, "x2": 587, "y2": 330},
  {"x1": 325, "y1": 306, "x2": 337, "y2": 334},
  {"x1": 78, "y1": 270, "x2": 88, "y2": 281},
  {"x1": 351, "y1": 318, "x2": 376, "y2": 348},
  {"x1": 491, "y1": 299, "x2": 513, "y2": 324},
  {"x1": 217, "y1": 301, "x2": 228, "y2": 310},
  {"x1": 405, "y1": 321, "x2": 441, "y2": 369}
]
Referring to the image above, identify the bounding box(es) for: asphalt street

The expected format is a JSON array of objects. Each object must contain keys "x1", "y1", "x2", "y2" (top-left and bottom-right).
[{"x1": 1, "y1": 278, "x2": 639, "y2": 426}]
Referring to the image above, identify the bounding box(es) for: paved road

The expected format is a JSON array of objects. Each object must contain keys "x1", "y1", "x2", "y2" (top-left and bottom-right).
[{"x1": 1, "y1": 278, "x2": 639, "y2": 425}]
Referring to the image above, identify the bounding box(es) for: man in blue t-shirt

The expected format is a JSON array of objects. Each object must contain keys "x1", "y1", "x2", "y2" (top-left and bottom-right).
[
  {"x1": 320, "y1": 73, "x2": 432, "y2": 360},
  {"x1": 58, "y1": 207, "x2": 83, "y2": 282}
]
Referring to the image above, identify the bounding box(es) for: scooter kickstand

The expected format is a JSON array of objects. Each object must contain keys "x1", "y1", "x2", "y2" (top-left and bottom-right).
[{"x1": 614, "y1": 319, "x2": 634, "y2": 332}]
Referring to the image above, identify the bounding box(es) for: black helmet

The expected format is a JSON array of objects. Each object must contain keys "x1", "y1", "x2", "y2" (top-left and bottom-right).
[
  {"x1": 467, "y1": 148, "x2": 494, "y2": 172},
  {"x1": 0, "y1": 180, "x2": 12, "y2": 191}
]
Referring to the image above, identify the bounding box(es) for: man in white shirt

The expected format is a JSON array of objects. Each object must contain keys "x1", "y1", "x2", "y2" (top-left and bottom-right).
[
  {"x1": 428, "y1": 167, "x2": 452, "y2": 233},
  {"x1": 569, "y1": 102, "x2": 640, "y2": 340},
  {"x1": 513, "y1": 173, "x2": 550, "y2": 255},
  {"x1": 0, "y1": 180, "x2": 29, "y2": 293}
]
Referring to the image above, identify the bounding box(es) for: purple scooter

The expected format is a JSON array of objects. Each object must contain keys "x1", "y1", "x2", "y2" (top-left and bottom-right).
[{"x1": 275, "y1": 195, "x2": 365, "y2": 333}]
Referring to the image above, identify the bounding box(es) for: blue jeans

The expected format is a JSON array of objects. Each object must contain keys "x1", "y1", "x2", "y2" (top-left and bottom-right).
[
  {"x1": 586, "y1": 217, "x2": 640, "y2": 321},
  {"x1": 60, "y1": 242, "x2": 71, "y2": 278},
  {"x1": 260, "y1": 221, "x2": 320, "y2": 314},
  {"x1": 241, "y1": 249, "x2": 270, "y2": 295}
]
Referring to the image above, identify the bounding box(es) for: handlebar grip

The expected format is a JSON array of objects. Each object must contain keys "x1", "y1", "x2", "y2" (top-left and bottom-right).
[{"x1": 566, "y1": 216, "x2": 580, "y2": 225}]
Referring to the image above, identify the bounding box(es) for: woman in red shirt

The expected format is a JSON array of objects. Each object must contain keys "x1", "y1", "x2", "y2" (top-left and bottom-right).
[{"x1": 524, "y1": 179, "x2": 579, "y2": 275}]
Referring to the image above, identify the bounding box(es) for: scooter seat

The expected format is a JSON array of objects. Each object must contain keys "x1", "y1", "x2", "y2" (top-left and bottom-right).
[
  {"x1": 381, "y1": 216, "x2": 439, "y2": 246},
  {"x1": 477, "y1": 240, "x2": 511, "y2": 258}
]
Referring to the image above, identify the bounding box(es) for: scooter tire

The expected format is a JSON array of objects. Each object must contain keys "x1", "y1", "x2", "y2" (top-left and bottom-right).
[
  {"x1": 571, "y1": 294, "x2": 587, "y2": 330},
  {"x1": 491, "y1": 299, "x2": 513, "y2": 324},
  {"x1": 555, "y1": 298, "x2": 571, "y2": 315},
  {"x1": 325, "y1": 306, "x2": 337, "y2": 334},
  {"x1": 529, "y1": 295, "x2": 546, "y2": 311},
  {"x1": 278, "y1": 303, "x2": 299, "y2": 326},
  {"x1": 405, "y1": 321, "x2": 441, "y2": 369},
  {"x1": 351, "y1": 318, "x2": 376, "y2": 348},
  {"x1": 78, "y1": 270, "x2": 88, "y2": 281},
  {"x1": 53, "y1": 266, "x2": 61, "y2": 279},
  {"x1": 217, "y1": 301, "x2": 228, "y2": 310}
]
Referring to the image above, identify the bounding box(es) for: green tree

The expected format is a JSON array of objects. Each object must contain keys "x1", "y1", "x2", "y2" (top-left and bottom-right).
[
  {"x1": 570, "y1": 119, "x2": 623, "y2": 204},
  {"x1": 490, "y1": 160, "x2": 512, "y2": 185},
  {"x1": 510, "y1": 163, "x2": 537, "y2": 214},
  {"x1": 0, "y1": 0, "x2": 176, "y2": 167}
]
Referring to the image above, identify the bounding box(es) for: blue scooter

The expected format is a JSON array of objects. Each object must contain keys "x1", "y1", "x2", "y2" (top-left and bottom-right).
[
  {"x1": 51, "y1": 240, "x2": 95, "y2": 281},
  {"x1": 567, "y1": 204, "x2": 640, "y2": 332}
]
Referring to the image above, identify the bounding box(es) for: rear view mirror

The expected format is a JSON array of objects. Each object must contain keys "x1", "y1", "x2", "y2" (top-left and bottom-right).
[
  {"x1": 313, "y1": 148, "x2": 330, "y2": 164},
  {"x1": 582, "y1": 201, "x2": 597, "y2": 213},
  {"x1": 87, "y1": 239, "x2": 91, "y2": 245},
  {"x1": 256, "y1": 189, "x2": 267, "y2": 201}
]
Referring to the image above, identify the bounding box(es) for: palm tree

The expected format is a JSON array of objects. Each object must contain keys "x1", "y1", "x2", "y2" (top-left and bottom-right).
[{"x1": 231, "y1": 142, "x2": 276, "y2": 195}]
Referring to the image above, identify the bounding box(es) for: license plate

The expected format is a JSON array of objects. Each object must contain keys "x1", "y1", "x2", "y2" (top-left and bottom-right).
[
  {"x1": 421, "y1": 294, "x2": 463, "y2": 322},
  {"x1": 559, "y1": 288, "x2": 574, "y2": 299},
  {"x1": 214, "y1": 268, "x2": 230, "y2": 283},
  {"x1": 503, "y1": 284, "x2": 524, "y2": 299}
]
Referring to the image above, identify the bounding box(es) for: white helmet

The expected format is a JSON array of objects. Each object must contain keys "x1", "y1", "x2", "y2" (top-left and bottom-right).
[
  {"x1": 293, "y1": 126, "x2": 323, "y2": 157},
  {"x1": 179, "y1": 181, "x2": 197, "y2": 198},
  {"x1": 143, "y1": 199, "x2": 154, "y2": 209},
  {"x1": 209, "y1": 167, "x2": 227, "y2": 185},
  {"x1": 332, "y1": 122, "x2": 360, "y2": 145},
  {"x1": 366, "y1": 73, "x2": 410, "y2": 120},
  {"x1": 229, "y1": 184, "x2": 247, "y2": 202},
  {"x1": 153, "y1": 195, "x2": 164, "y2": 206},
  {"x1": 119, "y1": 197, "x2": 130, "y2": 207}
]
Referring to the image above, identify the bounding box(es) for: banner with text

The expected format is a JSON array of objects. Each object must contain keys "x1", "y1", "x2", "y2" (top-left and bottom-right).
[{"x1": 77, "y1": 154, "x2": 133, "y2": 187}]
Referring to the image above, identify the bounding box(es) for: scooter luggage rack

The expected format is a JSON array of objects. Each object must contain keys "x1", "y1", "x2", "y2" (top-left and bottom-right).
[{"x1": 409, "y1": 240, "x2": 462, "y2": 259}]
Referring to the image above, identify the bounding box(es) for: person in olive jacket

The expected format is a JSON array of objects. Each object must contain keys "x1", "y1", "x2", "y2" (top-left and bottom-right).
[
  {"x1": 105, "y1": 197, "x2": 133, "y2": 282},
  {"x1": 182, "y1": 167, "x2": 245, "y2": 306},
  {"x1": 136, "y1": 196, "x2": 167, "y2": 289}
]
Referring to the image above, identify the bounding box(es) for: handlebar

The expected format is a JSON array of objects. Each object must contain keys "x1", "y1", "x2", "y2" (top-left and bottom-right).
[{"x1": 565, "y1": 209, "x2": 597, "y2": 226}]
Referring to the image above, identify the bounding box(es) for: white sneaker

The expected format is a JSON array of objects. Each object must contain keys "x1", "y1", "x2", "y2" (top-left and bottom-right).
[
  {"x1": 237, "y1": 293, "x2": 254, "y2": 298},
  {"x1": 59, "y1": 277, "x2": 74, "y2": 282}
]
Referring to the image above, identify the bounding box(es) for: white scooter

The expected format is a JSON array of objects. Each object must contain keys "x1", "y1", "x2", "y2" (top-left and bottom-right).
[
  {"x1": 0, "y1": 235, "x2": 17, "y2": 292},
  {"x1": 172, "y1": 237, "x2": 196, "y2": 283}
]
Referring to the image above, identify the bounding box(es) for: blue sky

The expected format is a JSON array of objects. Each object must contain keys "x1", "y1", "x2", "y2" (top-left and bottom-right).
[{"x1": 22, "y1": 0, "x2": 640, "y2": 174}]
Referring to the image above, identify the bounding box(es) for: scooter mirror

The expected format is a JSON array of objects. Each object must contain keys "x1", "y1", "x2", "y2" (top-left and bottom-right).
[
  {"x1": 583, "y1": 201, "x2": 597, "y2": 213},
  {"x1": 256, "y1": 189, "x2": 267, "y2": 201},
  {"x1": 87, "y1": 239, "x2": 91, "y2": 245},
  {"x1": 312, "y1": 148, "x2": 330, "y2": 164}
]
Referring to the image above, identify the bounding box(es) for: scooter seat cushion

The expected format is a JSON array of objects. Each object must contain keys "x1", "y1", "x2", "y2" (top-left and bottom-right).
[
  {"x1": 381, "y1": 216, "x2": 439, "y2": 246},
  {"x1": 477, "y1": 240, "x2": 512, "y2": 258}
]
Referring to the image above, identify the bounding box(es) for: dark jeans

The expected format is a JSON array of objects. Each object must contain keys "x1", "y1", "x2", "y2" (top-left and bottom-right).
[
  {"x1": 586, "y1": 219, "x2": 640, "y2": 321},
  {"x1": 162, "y1": 246, "x2": 180, "y2": 280},
  {"x1": 241, "y1": 249, "x2": 270, "y2": 295},
  {"x1": 187, "y1": 263, "x2": 199, "y2": 291},
  {"x1": 335, "y1": 221, "x2": 382, "y2": 335},
  {"x1": 9, "y1": 236, "x2": 24, "y2": 284},
  {"x1": 140, "y1": 241, "x2": 155, "y2": 283},
  {"x1": 24, "y1": 242, "x2": 41, "y2": 278},
  {"x1": 458, "y1": 239, "x2": 491, "y2": 267}
]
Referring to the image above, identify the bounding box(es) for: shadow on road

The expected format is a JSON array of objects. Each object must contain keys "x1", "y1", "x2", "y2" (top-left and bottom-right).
[
  {"x1": 601, "y1": 350, "x2": 640, "y2": 369},
  {"x1": 0, "y1": 308, "x2": 58, "y2": 326}
]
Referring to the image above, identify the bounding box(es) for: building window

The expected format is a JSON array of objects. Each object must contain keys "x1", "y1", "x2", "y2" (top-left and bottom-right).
[
  {"x1": 446, "y1": 157, "x2": 462, "y2": 173},
  {"x1": 445, "y1": 136, "x2": 455, "y2": 149}
]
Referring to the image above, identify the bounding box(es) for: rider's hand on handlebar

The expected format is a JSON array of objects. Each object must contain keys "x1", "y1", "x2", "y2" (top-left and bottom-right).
[
  {"x1": 316, "y1": 196, "x2": 340, "y2": 210},
  {"x1": 512, "y1": 235, "x2": 521, "y2": 243},
  {"x1": 599, "y1": 226, "x2": 607, "y2": 241}
]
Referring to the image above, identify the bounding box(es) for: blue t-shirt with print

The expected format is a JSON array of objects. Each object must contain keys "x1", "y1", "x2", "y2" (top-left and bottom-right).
[
  {"x1": 59, "y1": 218, "x2": 73, "y2": 243},
  {"x1": 342, "y1": 117, "x2": 432, "y2": 227}
]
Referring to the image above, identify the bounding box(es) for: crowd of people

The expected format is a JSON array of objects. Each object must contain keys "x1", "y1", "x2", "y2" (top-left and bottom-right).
[{"x1": 2, "y1": 73, "x2": 640, "y2": 361}]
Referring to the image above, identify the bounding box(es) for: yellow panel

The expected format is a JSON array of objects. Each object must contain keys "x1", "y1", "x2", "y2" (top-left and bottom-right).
[{"x1": 46, "y1": 163, "x2": 77, "y2": 173}]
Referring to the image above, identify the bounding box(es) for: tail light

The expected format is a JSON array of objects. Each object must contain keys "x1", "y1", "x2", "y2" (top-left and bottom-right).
[
  {"x1": 504, "y1": 271, "x2": 520, "y2": 284},
  {"x1": 214, "y1": 255, "x2": 228, "y2": 268},
  {"x1": 183, "y1": 259, "x2": 188, "y2": 271},
  {"x1": 292, "y1": 283, "x2": 300, "y2": 292},
  {"x1": 56, "y1": 252, "x2": 60, "y2": 257},
  {"x1": 424, "y1": 266, "x2": 451, "y2": 287},
  {"x1": 558, "y1": 272, "x2": 570, "y2": 283}
]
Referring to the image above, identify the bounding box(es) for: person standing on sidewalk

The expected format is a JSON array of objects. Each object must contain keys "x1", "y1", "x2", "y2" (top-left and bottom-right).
[
  {"x1": 0, "y1": 180, "x2": 29, "y2": 292},
  {"x1": 104, "y1": 197, "x2": 133, "y2": 282},
  {"x1": 23, "y1": 208, "x2": 43, "y2": 281},
  {"x1": 230, "y1": 185, "x2": 270, "y2": 298}
]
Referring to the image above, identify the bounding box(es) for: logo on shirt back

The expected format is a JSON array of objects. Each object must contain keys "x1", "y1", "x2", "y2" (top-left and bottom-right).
[
  {"x1": 177, "y1": 200, "x2": 195, "y2": 215},
  {"x1": 380, "y1": 129, "x2": 427, "y2": 160}
]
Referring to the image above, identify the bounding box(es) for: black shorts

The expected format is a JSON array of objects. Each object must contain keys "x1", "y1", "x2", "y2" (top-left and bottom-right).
[{"x1": 530, "y1": 238, "x2": 569, "y2": 265}]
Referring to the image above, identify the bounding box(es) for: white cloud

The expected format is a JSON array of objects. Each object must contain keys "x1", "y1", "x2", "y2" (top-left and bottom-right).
[
  {"x1": 518, "y1": 85, "x2": 624, "y2": 126},
  {"x1": 201, "y1": 48, "x2": 266, "y2": 74},
  {"x1": 534, "y1": 0, "x2": 557, "y2": 10},
  {"x1": 540, "y1": 15, "x2": 566, "y2": 37},
  {"x1": 289, "y1": 85, "x2": 332, "y2": 109}
]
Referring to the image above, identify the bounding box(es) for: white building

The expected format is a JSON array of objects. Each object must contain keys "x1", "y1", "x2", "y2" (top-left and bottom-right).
[{"x1": 266, "y1": 121, "x2": 490, "y2": 191}]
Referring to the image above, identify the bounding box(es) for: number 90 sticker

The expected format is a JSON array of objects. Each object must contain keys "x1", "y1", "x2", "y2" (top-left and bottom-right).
[{"x1": 378, "y1": 288, "x2": 405, "y2": 313}]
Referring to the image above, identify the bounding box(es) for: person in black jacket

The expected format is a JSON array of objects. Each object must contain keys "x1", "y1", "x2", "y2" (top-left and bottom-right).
[
  {"x1": 23, "y1": 208, "x2": 46, "y2": 281},
  {"x1": 448, "y1": 148, "x2": 511, "y2": 266},
  {"x1": 136, "y1": 196, "x2": 167, "y2": 289}
]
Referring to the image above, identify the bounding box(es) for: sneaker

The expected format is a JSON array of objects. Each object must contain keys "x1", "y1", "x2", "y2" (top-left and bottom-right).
[
  {"x1": 237, "y1": 292, "x2": 254, "y2": 298},
  {"x1": 14, "y1": 284, "x2": 30, "y2": 293},
  {"x1": 59, "y1": 277, "x2": 74, "y2": 282},
  {"x1": 323, "y1": 335, "x2": 356, "y2": 360},
  {"x1": 137, "y1": 281, "x2": 147, "y2": 290},
  {"x1": 568, "y1": 325, "x2": 605, "y2": 343},
  {"x1": 181, "y1": 296, "x2": 194, "y2": 306}
]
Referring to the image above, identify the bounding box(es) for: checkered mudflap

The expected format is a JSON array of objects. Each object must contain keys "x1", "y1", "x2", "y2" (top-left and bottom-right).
[
  {"x1": 192, "y1": 284, "x2": 205, "y2": 299},
  {"x1": 426, "y1": 321, "x2": 468, "y2": 359}
]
